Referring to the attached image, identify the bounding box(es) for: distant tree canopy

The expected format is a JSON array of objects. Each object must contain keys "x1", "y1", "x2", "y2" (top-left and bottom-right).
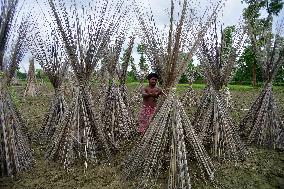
[
  {"x1": 232, "y1": 46, "x2": 264, "y2": 85},
  {"x1": 35, "y1": 69, "x2": 49, "y2": 81},
  {"x1": 237, "y1": 0, "x2": 284, "y2": 86},
  {"x1": 120, "y1": 53, "x2": 136, "y2": 83},
  {"x1": 178, "y1": 57, "x2": 204, "y2": 84},
  {"x1": 16, "y1": 69, "x2": 27, "y2": 80},
  {"x1": 243, "y1": 0, "x2": 283, "y2": 16},
  {"x1": 16, "y1": 69, "x2": 49, "y2": 81},
  {"x1": 120, "y1": 43, "x2": 149, "y2": 83},
  {"x1": 274, "y1": 65, "x2": 284, "y2": 85}
]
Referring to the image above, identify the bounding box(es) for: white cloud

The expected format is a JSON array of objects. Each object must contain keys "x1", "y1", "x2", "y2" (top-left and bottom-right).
[{"x1": 221, "y1": 0, "x2": 246, "y2": 27}]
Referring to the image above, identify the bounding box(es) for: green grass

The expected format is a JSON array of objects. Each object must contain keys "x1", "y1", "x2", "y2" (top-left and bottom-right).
[
  {"x1": 127, "y1": 82, "x2": 264, "y2": 91},
  {"x1": 228, "y1": 84, "x2": 255, "y2": 91}
]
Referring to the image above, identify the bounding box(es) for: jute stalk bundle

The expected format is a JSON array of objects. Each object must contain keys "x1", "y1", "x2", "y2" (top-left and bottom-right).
[
  {"x1": 124, "y1": 0, "x2": 224, "y2": 187},
  {"x1": 240, "y1": 16, "x2": 284, "y2": 149},
  {"x1": 193, "y1": 23, "x2": 246, "y2": 161},
  {"x1": 29, "y1": 28, "x2": 68, "y2": 144},
  {"x1": 102, "y1": 37, "x2": 136, "y2": 148},
  {"x1": 24, "y1": 58, "x2": 39, "y2": 97},
  {"x1": 45, "y1": 0, "x2": 130, "y2": 169},
  {"x1": 0, "y1": 1, "x2": 33, "y2": 177}
]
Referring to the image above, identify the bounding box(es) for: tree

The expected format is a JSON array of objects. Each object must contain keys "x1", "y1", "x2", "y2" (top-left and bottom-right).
[
  {"x1": 119, "y1": 39, "x2": 137, "y2": 84},
  {"x1": 16, "y1": 69, "x2": 27, "y2": 80},
  {"x1": 137, "y1": 44, "x2": 147, "y2": 72},
  {"x1": 178, "y1": 56, "x2": 194, "y2": 83},
  {"x1": 233, "y1": 46, "x2": 263, "y2": 85},
  {"x1": 242, "y1": 0, "x2": 283, "y2": 86},
  {"x1": 125, "y1": 56, "x2": 137, "y2": 83},
  {"x1": 136, "y1": 43, "x2": 149, "y2": 82},
  {"x1": 274, "y1": 65, "x2": 284, "y2": 85},
  {"x1": 35, "y1": 69, "x2": 49, "y2": 82}
]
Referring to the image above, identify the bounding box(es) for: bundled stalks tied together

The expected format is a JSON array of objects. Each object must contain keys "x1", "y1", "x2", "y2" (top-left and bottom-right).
[
  {"x1": 193, "y1": 23, "x2": 246, "y2": 161},
  {"x1": 62, "y1": 70, "x2": 77, "y2": 98},
  {"x1": 180, "y1": 67, "x2": 198, "y2": 110},
  {"x1": 45, "y1": 0, "x2": 130, "y2": 169},
  {"x1": 124, "y1": 89, "x2": 216, "y2": 188},
  {"x1": 95, "y1": 60, "x2": 110, "y2": 110},
  {"x1": 221, "y1": 85, "x2": 232, "y2": 109},
  {"x1": 29, "y1": 28, "x2": 68, "y2": 144},
  {"x1": 118, "y1": 37, "x2": 135, "y2": 105},
  {"x1": 124, "y1": 0, "x2": 224, "y2": 188},
  {"x1": 101, "y1": 36, "x2": 136, "y2": 148},
  {"x1": 0, "y1": 0, "x2": 33, "y2": 177},
  {"x1": 24, "y1": 57, "x2": 39, "y2": 97},
  {"x1": 240, "y1": 17, "x2": 284, "y2": 149},
  {"x1": 11, "y1": 72, "x2": 19, "y2": 85}
]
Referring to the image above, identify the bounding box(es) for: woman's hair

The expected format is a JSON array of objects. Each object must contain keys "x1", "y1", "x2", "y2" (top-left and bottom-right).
[{"x1": 147, "y1": 73, "x2": 159, "y2": 80}]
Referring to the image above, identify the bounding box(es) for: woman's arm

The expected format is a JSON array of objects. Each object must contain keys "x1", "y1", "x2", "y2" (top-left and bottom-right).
[{"x1": 141, "y1": 87, "x2": 154, "y2": 98}]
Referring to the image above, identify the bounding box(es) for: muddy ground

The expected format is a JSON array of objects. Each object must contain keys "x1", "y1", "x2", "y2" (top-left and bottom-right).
[{"x1": 0, "y1": 82, "x2": 284, "y2": 189}]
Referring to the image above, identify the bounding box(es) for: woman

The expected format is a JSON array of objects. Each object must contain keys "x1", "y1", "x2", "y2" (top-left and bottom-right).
[{"x1": 137, "y1": 73, "x2": 162, "y2": 134}]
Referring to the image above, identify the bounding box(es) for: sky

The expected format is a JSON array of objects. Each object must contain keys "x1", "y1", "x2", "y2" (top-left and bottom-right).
[{"x1": 17, "y1": 0, "x2": 282, "y2": 72}]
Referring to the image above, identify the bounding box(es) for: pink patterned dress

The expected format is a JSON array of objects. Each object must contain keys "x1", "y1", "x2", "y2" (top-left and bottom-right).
[{"x1": 137, "y1": 105, "x2": 156, "y2": 134}]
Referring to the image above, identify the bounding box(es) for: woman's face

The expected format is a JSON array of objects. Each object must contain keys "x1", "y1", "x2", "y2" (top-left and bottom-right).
[{"x1": 149, "y1": 77, "x2": 158, "y2": 86}]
